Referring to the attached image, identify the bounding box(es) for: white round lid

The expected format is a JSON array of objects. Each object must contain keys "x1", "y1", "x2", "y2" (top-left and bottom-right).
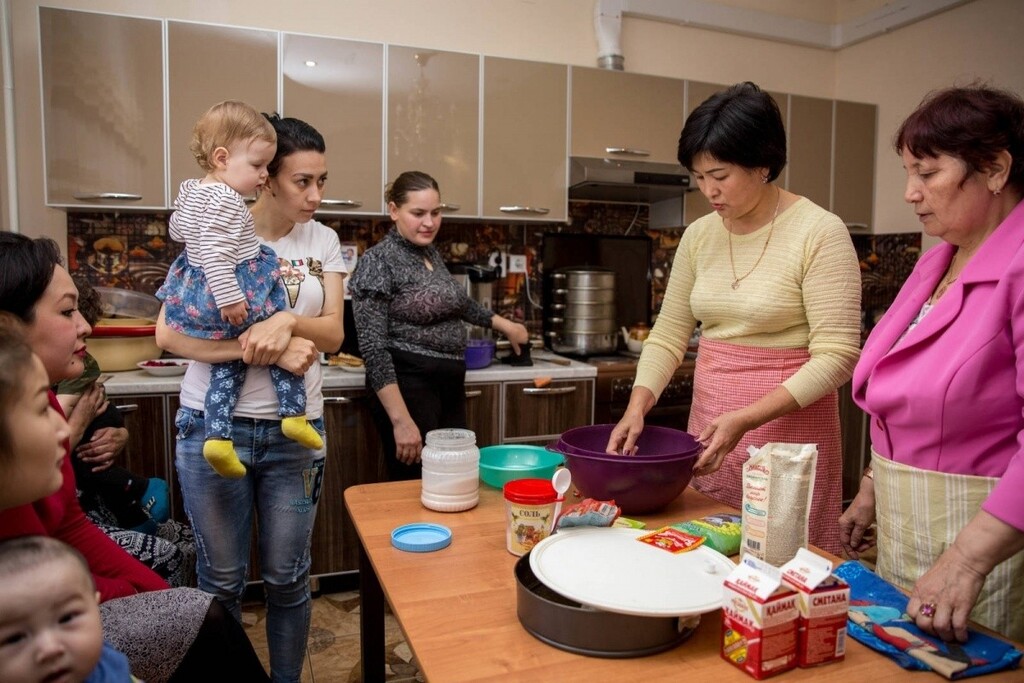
[{"x1": 528, "y1": 527, "x2": 735, "y2": 617}]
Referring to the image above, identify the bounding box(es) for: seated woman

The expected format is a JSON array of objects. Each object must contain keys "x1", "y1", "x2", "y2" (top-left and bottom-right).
[
  {"x1": 0, "y1": 231, "x2": 270, "y2": 683},
  {"x1": 57, "y1": 276, "x2": 195, "y2": 587}
]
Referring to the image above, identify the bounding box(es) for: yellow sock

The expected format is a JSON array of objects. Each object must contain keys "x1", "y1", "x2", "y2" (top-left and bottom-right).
[
  {"x1": 281, "y1": 416, "x2": 323, "y2": 450},
  {"x1": 203, "y1": 439, "x2": 246, "y2": 478}
]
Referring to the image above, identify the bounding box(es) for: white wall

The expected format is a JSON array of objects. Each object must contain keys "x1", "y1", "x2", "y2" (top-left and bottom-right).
[{"x1": 6, "y1": 0, "x2": 1023, "y2": 252}]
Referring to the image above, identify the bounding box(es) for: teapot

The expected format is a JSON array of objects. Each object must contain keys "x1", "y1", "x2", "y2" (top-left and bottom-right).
[{"x1": 620, "y1": 323, "x2": 650, "y2": 353}]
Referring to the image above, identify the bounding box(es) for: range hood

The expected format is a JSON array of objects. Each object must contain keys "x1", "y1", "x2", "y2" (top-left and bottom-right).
[{"x1": 569, "y1": 156, "x2": 690, "y2": 204}]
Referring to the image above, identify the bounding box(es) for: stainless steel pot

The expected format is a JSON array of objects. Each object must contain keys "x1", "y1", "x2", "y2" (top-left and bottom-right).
[
  {"x1": 551, "y1": 267, "x2": 616, "y2": 290},
  {"x1": 550, "y1": 330, "x2": 617, "y2": 355},
  {"x1": 553, "y1": 288, "x2": 616, "y2": 304},
  {"x1": 562, "y1": 317, "x2": 618, "y2": 334},
  {"x1": 563, "y1": 301, "x2": 616, "y2": 319}
]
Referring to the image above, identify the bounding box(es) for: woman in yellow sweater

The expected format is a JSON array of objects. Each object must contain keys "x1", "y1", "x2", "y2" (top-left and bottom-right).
[{"x1": 606, "y1": 82, "x2": 861, "y2": 554}]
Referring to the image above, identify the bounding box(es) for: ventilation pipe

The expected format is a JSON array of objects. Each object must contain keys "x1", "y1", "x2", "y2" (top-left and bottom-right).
[{"x1": 594, "y1": 0, "x2": 624, "y2": 70}]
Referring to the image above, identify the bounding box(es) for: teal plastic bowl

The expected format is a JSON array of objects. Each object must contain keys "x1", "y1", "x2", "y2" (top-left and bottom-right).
[{"x1": 479, "y1": 445, "x2": 565, "y2": 488}]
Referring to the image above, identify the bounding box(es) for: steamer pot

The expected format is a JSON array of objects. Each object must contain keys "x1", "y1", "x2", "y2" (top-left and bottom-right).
[
  {"x1": 562, "y1": 302, "x2": 616, "y2": 319},
  {"x1": 552, "y1": 288, "x2": 616, "y2": 304},
  {"x1": 549, "y1": 330, "x2": 617, "y2": 355},
  {"x1": 562, "y1": 317, "x2": 618, "y2": 334},
  {"x1": 550, "y1": 267, "x2": 615, "y2": 290}
]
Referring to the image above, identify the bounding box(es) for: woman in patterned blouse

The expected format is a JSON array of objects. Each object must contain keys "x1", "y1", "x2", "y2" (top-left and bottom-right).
[{"x1": 349, "y1": 171, "x2": 529, "y2": 479}]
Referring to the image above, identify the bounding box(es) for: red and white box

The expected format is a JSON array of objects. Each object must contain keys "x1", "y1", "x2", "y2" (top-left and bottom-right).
[
  {"x1": 781, "y1": 548, "x2": 850, "y2": 667},
  {"x1": 721, "y1": 554, "x2": 799, "y2": 679}
]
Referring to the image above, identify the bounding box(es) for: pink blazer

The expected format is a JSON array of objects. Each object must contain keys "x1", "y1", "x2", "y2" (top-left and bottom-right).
[{"x1": 853, "y1": 199, "x2": 1024, "y2": 531}]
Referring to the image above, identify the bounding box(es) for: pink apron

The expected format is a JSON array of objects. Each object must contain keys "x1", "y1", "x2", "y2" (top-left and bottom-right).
[{"x1": 688, "y1": 337, "x2": 843, "y2": 555}]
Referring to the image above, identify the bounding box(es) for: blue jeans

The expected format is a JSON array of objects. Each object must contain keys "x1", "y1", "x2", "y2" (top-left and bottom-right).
[{"x1": 175, "y1": 407, "x2": 326, "y2": 683}]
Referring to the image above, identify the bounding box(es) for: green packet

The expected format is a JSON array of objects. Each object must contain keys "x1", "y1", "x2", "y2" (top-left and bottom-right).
[{"x1": 669, "y1": 513, "x2": 742, "y2": 555}]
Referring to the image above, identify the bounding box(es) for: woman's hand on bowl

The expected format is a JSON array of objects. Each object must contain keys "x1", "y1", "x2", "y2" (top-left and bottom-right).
[{"x1": 605, "y1": 413, "x2": 643, "y2": 456}]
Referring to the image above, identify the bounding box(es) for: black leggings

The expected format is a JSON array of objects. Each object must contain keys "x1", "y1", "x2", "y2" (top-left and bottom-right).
[
  {"x1": 169, "y1": 599, "x2": 269, "y2": 682},
  {"x1": 369, "y1": 348, "x2": 468, "y2": 481}
]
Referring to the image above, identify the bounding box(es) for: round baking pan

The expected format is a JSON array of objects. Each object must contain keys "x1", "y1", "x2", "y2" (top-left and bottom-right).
[{"x1": 514, "y1": 554, "x2": 697, "y2": 658}]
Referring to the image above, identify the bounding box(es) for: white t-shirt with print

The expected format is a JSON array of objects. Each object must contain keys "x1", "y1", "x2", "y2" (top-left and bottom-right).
[{"x1": 179, "y1": 220, "x2": 346, "y2": 420}]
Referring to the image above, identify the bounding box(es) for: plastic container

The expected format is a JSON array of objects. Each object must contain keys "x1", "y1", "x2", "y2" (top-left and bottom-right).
[
  {"x1": 420, "y1": 429, "x2": 480, "y2": 512},
  {"x1": 503, "y1": 478, "x2": 558, "y2": 556},
  {"x1": 479, "y1": 445, "x2": 564, "y2": 488},
  {"x1": 557, "y1": 424, "x2": 702, "y2": 460},
  {"x1": 464, "y1": 339, "x2": 495, "y2": 369}
]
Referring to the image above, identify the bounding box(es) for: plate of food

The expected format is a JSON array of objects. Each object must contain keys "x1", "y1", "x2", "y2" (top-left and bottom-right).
[
  {"x1": 322, "y1": 352, "x2": 364, "y2": 373},
  {"x1": 137, "y1": 359, "x2": 191, "y2": 376}
]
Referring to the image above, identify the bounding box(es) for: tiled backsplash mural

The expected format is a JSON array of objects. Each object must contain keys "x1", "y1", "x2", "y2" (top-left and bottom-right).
[{"x1": 67, "y1": 205, "x2": 919, "y2": 338}]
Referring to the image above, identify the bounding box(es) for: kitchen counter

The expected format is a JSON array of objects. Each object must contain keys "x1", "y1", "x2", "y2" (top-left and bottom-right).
[{"x1": 104, "y1": 354, "x2": 595, "y2": 396}]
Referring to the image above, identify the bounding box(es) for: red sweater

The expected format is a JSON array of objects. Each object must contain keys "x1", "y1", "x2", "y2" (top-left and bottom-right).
[{"x1": 0, "y1": 392, "x2": 169, "y2": 600}]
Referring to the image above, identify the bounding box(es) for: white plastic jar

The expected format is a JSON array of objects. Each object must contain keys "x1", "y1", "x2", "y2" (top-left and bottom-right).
[{"x1": 420, "y1": 428, "x2": 480, "y2": 512}]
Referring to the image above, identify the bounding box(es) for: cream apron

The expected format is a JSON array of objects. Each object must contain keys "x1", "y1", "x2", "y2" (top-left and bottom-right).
[
  {"x1": 873, "y1": 451, "x2": 1024, "y2": 642},
  {"x1": 689, "y1": 338, "x2": 844, "y2": 555}
]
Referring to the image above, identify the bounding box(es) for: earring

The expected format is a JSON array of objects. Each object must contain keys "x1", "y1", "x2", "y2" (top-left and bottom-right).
[
  {"x1": 993, "y1": 189, "x2": 1002, "y2": 196},
  {"x1": 761, "y1": 175, "x2": 768, "y2": 184}
]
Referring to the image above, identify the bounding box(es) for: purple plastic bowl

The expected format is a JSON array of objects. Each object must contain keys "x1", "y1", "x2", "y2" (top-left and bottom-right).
[
  {"x1": 558, "y1": 424, "x2": 702, "y2": 460},
  {"x1": 465, "y1": 339, "x2": 495, "y2": 370},
  {"x1": 552, "y1": 447, "x2": 697, "y2": 515}
]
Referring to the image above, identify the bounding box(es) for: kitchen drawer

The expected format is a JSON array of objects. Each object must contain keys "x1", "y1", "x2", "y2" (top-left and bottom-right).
[
  {"x1": 503, "y1": 379, "x2": 593, "y2": 442},
  {"x1": 465, "y1": 382, "x2": 501, "y2": 448}
]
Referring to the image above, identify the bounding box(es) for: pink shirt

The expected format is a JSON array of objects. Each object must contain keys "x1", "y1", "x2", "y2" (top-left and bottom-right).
[{"x1": 853, "y1": 199, "x2": 1024, "y2": 532}]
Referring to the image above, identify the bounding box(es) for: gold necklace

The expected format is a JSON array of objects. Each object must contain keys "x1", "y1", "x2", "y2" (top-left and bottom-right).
[
  {"x1": 728, "y1": 188, "x2": 782, "y2": 290},
  {"x1": 930, "y1": 251, "x2": 963, "y2": 304}
]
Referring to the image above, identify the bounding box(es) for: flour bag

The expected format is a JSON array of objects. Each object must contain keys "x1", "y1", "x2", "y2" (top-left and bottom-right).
[{"x1": 741, "y1": 443, "x2": 817, "y2": 566}]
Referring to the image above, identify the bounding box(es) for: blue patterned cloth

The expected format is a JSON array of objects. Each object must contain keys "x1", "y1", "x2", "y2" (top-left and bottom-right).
[
  {"x1": 835, "y1": 561, "x2": 1022, "y2": 679},
  {"x1": 157, "y1": 247, "x2": 307, "y2": 438}
]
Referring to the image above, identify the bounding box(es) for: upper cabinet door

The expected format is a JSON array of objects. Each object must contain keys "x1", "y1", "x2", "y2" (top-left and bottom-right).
[
  {"x1": 283, "y1": 35, "x2": 384, "y2": 215},
  {"x1": 787, "y1": 95, "x2": 834, "y2": 213},
  {"x1": 570, "y1": 67, "x2": 684, "y2": 165},
  {"x1": 387, "y1": 46, "x2": 479, "y2": 216},
  {"x1": 482, "y1": 57, "x2": 567, "y2": 222},
  {"x1": 40, "y1": 8, "x2": 165, "y2": 208},
  {"x1": 832, "y1": 101, "x2": 876, "y2": 230},
  {"x1": 167, "y1": 22, "x2": 277, "y2": 197}
]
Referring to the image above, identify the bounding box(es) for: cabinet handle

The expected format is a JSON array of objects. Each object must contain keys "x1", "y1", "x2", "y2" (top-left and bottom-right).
[
  {"x1": 320, "y1": 199, "x2": 364, "y2": 208},
  {"x1": 115, "y1": 403, "x2": 139, "y2": 414},
  {"x1": 439, "y1": 203, "x2": 461, "y2": 212},
  {"x1": 499, "y1": 206, "x2": 550, "y2": 215},
  {"x1": 522, "y1": 386, "x2": 576, "y2": 396},
  {"x1": 605, "y1": 147, "x2": 650, "y2": 157},
  {"x1": 71, "y1": 192, "x2": 142, "y2": 201},
  {"x1": 323, "y1": 396, "x2": 353, "y2": 404},
  {"x1": 465, "y1": 390, "x2": 482, "y2": 398}
]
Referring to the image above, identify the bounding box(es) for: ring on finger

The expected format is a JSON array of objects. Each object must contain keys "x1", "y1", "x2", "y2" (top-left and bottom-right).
[{"x1": 919, "y1": 602, "x2": 937, "y2": 618}]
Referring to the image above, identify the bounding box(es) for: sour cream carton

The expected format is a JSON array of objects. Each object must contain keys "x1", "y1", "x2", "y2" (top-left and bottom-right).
[
  {"x1": 721, "y1": 554, "x2": 799, "y2": 679},
  {"x1": 780, "y1": 548, "x2": 850, "y2": 667}
]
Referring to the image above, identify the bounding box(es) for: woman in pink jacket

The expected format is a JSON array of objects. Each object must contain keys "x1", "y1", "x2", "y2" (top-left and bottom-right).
[{"x1": 840, "y1": 84, "x2": 1024, "y2": 644}]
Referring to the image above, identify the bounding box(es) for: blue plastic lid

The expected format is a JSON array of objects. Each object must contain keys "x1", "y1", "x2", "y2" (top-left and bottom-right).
[{"x1": 391, "y1": 523, "x2": 453, "y2": 553}]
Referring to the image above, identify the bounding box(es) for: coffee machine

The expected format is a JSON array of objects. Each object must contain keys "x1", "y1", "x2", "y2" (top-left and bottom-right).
[{"x1": 449, "y1": 262, "x2": 501, "y2": 312}]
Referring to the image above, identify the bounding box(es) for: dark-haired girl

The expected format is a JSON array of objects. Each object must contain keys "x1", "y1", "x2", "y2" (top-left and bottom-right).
[{"x1": 608, "y1": 82, "x2": 861, "y2": 555}]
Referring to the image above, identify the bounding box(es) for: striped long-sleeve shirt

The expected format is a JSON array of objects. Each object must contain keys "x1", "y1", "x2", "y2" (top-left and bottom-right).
[{"x1": 167, "y1": 179, "x2": 261, "y2": 308}]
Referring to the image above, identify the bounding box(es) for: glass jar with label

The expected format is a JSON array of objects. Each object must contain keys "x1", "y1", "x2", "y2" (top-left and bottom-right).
[{"x1": 420, "y1": 428, "x2": 480, "y2": 512}]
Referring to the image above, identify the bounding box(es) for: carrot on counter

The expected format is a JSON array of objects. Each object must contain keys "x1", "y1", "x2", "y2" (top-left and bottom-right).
[{"x1": 533, "y1": 376, "x2": 552, "y2": 388}]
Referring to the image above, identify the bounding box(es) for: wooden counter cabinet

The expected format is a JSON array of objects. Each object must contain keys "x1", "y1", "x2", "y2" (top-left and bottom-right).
[
  {"x1": 503, "y1": 378, "x2": 594, "y2": 445},
  {"x1": 464, "y1": 382, "x2": 501, "y2": 448},
  {"x1": 312, "y1": 388, "x2": 387, "y2": 575}
]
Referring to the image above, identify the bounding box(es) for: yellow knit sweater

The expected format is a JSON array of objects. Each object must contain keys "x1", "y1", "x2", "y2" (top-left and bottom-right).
[{"x1": 635, "y1": 197, "x2": 862, "y2": 408}]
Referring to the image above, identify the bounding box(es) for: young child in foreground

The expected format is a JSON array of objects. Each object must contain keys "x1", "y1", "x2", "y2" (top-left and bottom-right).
[
  {"x1": 0, "y1": 536, "x2": 138, "y2": 683},
  {"x1": 157, "y1": 100, "x2": 322, "y2": 478}
]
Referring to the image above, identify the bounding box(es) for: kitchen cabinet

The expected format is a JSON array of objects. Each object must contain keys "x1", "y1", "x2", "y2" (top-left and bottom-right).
[
  {"x1": 570, "y1": 67, "x2": 684, "y2": 166},
  {"x1": 787, "y1": 95, "x2": 834, "y2": 213},
  {"x1": 832, "y1": 100, "x2": 877, "y2": 229},
  {"x1": 503, "y1": 379, "x2": 594, "y2": 445},
  {"x1": 283, "y1": 34, "x2": 385, "y2": 215},
  {"x1": 839, "y1": 381, "x2": 871, "y2": 506},
  {"x1": 481, "y1": 57, "x2": 568, "y2": 222},
  {"x1": 107, "y1": 394, "x2": 184, "y2": 522},
  {"x1": 167, "y1": 22, "x2": 278, "y2": 196},
  {"x1": 39, "y1": 8, "x2": 165, "y2": 209},
  {"x1": 465, "y1": 382, "x2": 501, "y2": 447},
  {"x1": 387, "y1": 46, "x2": 479, "y2": 216},
  {"x1": 313, "y1": 388, "x2": 386, "y2": 575}
]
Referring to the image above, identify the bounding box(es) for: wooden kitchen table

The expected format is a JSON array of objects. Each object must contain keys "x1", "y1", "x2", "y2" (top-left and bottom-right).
[{"x1": 345, "y1": 481, "x2": 1023, "y2": 682}]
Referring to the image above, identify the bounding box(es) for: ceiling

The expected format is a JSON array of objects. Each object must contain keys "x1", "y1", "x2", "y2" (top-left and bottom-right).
[{"x1": 611, "y1": 0, "x2": 978, "y2": 49}]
